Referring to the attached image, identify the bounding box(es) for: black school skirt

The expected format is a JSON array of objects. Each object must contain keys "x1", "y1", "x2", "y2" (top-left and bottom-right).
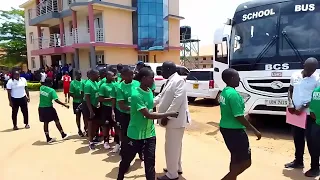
[{"x1": 38, "y1": 107, "x2": 59, "y2": 122}]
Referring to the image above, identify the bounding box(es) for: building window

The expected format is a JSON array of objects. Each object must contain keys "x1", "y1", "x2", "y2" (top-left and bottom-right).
[
  {"x1": 211, "y1": 64, "x2": 213, "y2": 68},
  {"x1": 138, "y1": 54, "x2": 149, "y2": 62},
  {"x1": 203, "y1": 57, "x2": 206, "y2": 60},
  {"x1": 211, "y1": 56, "x2": 213, "y2": 60},
  {"x1": 203, "y1": 65, "x2": 206, "y2": 68},
  {"x1": 137, "y1": 0, "x2": 169, "y2": 50},
  {"x1": 96, "y1": 53, "x2": 104, "y2": 64},
  {"x1": 31, "y1": 57, "x2": 36, "y2": 68},
  {"x1": 29, "y1": 32, "x2": 34, "y2": 44}
]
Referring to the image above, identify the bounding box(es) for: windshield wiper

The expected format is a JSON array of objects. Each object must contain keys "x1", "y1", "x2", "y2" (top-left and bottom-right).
[
  {"x1": 282, "y1": 31, "x2": 304, "y2": 64},
  {"x1": 251, "y1": 35, "x2": 278, "y2": 67}
]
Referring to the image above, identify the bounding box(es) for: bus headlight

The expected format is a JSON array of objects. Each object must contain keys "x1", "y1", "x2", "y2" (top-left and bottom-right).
[{"x1": 238, "y1": 92, "x2": 251, "y2": 103}]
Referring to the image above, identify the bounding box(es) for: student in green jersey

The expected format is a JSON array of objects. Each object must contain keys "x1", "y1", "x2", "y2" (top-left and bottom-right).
[
  {"x1": 82, "y1": 69, "x2": 100, "y2": 150},
  {"x1": 309, "y1": 86, "x2": 320, "y2": 172},
  {"x1": 117, "y1": 67, "x2": 144, "y2": 158},
  {"x1": 99, "y1": 71, "x2": 116, "y2": 149},
  {"x1": 69, "y1": 70, "x2": 85, "y2": 137},
  {"x1": 117, "y1": 67, "x2": 178, "y2": 180},
  {"x1": 38, "y1": 78, "x2": 69, "y2": 144},
  {"x1": 219, "y1": 68, "x2": 261, "y2": 180}
]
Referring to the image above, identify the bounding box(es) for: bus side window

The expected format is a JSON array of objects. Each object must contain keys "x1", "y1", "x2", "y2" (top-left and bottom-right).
[{"x1": 215, "y1": 41, "x2": 228, "y2": 64}]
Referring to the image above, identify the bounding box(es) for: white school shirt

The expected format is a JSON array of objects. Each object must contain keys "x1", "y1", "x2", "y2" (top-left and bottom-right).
[
  {"x1": 6, "y1": 77, "x2": 27, "y2": 98},
  {"x1": 40, "y1": 72, "x2": 47, "y2": 82},
  {"x1": 290, "y1": 71, "x2": 320, "y2": 113}
]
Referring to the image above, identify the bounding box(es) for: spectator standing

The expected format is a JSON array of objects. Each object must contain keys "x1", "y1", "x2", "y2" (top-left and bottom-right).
[
  {"x1": 285, "y1": 57, "x2": 320, "y2": 177},
  {"x1": 62, "y1": 72, "x2": 72, "y2": 103},
  {"x1": 68, "y1": 63, "x2": 73, "y2": 79},
  {"x1": 4, "y1": 72, "x2": 10, "y2": 90},
  {"x1": 40, "y1": 69, "x2": 47, "y2": 85},
  {"x1": 47, "y1": 68, "x2": 54, "y2": 80},
  {"x1": 6, "y1": 70, "x2": 30, "y2": 130}
]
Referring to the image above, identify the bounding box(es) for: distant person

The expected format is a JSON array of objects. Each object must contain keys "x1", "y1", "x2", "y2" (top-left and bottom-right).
[
  {"x1": 38, "y1": 78, "x2": 69, "y2": 143},
  {"x1": 116, "y1": 63, "x2": 123, "y2": 82},
  {"x1": 69, "y1": 70, "x2": 85, "y2": 137},
  {"x1": 219, "y1": 68, "x2": 261, "y2": 180},
  {"x1": 286, "y1": 57, "x2": 320, "y2": 177},
  {"x1": 47, "y1": 68, "x2": 54, "y2": 80},
  {"x1": 40, "y1": 69, "x2": 47, "y2": 84},
  {"x1": 62, "y1": 72, "x2": 71, "y2": 103},
  {"x1": 68, "y1": 63, "x2": 73, "y2": 79},
  {"x1": 62, "y1": 64, "x2": 69, "y2": 75},
  {"x1": 6, "y1": 70, "x2": 30, "y2": 130},
  {"x1": 4, "y1": 72, "x2": 10, "y2": 89}
]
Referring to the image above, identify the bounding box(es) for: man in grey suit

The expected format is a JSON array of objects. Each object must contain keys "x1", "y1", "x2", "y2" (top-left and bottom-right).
[{"x1": 155, "y1": 61, "x2": 190, "y2": 180}]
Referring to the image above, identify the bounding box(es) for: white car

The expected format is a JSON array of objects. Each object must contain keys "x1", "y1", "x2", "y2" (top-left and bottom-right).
[
  {"x1": 143, "y1": 63, "x2": 190, "y2": 94},
  {"x1": 186, "y1": 68, "x2": 220, "y2": 102}
]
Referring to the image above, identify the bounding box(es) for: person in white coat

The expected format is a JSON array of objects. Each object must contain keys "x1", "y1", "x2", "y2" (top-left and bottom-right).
[{"x1": 155, "y1": 61, "x2": 190, "y2": 180}]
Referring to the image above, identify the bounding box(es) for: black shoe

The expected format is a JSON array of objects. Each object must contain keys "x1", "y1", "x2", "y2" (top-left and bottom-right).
[
  {"x1": 305, "y1": 169, "x2": 319, "y2": 177},
  {"x1": 25, "y1": 124, "x2": 30, "y2": 129},
  {"x1": 163, "y1": 168, "x2": 183, "y2": 175},
  {"x1": 284, "y1": 160, "x2": 304, "y2": 169},
  {"x1": 92, "y1": 136, "x2": 100, "y2": 144},
  {"x1": 78, "y1": 131, "x2": 85, "y2": 137},
  {"x1": 13, "y1": 126, "x2": 18, "y2": 131},
  {"x1": 157, "y1": 175, "x2": 178, "y2": 180},
  {"x1": 89, "y1": 142, "x2": 96, "y2": 150}
]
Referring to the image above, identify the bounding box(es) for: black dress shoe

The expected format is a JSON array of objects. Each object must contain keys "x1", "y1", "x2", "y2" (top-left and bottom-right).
[
  {"x1": 305, "y1": 169, "x2": 320, "y2": 177},
  {"x1": 284, "y1": 160, "x2": 304, "y2": 169},
  {"x1": 163, "y1": 168, "x2": 183, "y2": 175},
  {"x1": 157, "y1": 175, "x2": 178, "y2": 180}
]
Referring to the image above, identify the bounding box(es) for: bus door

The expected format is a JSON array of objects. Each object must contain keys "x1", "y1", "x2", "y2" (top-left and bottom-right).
[{"x1": 213, "y1": 36, "x2": 229, "y2": 90}]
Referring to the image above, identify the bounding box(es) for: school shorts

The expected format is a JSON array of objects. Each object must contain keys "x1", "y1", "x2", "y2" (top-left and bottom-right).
[
  {"x1": 73, "y1": 102, "x2": 82, "y2": 114},
  {"x1": 38, "y1": 107, "x2": 59, "y2": 123},
  {"x1": 220, "y1": 127, "x2": 251, "y2": 164},
  {"x1": 63, "y1": 85, "x2": 70, "y2": 94},
  {"x1": 100, "y1": 105, "x2": 115, "y2": 127},
  {"x1": 82, "y1": 102, "x2": 100, "y2": 122}
]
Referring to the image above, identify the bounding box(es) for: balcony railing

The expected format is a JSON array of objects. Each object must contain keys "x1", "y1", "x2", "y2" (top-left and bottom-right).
[
  {"x1": 73, "y1": 28, "x2": 105, "y2": 43},
  {"x1": 31, "y1": 28, "x2": 105, "y2": 50},
  {"x1": 28, "y1": 0, "x2": 59, "y2": 20},
  {"x1": 33, "y1": 34, "x2": 62, "y2": 49}
]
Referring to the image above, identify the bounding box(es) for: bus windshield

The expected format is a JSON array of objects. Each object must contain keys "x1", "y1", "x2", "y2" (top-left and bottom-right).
[
  {"x1": 230, "y1": 16, "x2": 278, "y2": 61},
  {"x1": 280, "y1": 9, "x2": 320, "y2": 56}
]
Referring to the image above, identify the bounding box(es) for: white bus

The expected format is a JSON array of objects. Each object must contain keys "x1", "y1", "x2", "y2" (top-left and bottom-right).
[{"x1": 214, "y1": 0, "x2": 320, "y2": 116}]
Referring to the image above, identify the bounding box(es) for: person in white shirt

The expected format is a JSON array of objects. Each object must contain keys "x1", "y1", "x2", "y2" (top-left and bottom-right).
[
  {"x1": 154, "y1": 62, "x2": 190, "y2": 180},
  {"x1": 285, "y1": 57, "x2": 320, "y2": 177},
  {"x1": 6, "y1": 70, "x2": 30, "y2": 130},
  {"x1": 4, "y1": 73, "x2": 10, "y2": 89},
  {"x1": 40, "y1": 69, "x2": 47, "y2": 84}
]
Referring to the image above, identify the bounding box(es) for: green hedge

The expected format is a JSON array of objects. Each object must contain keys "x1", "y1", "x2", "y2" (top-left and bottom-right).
[{"x1": 27, "y1": 82, "x2": 41, "y2": 91}]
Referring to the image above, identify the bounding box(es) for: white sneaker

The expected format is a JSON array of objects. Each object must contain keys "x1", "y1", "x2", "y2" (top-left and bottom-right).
[
  {"x1": 112, "y1": 144, "x2": 121, "y2": 153},
  {"x1": 47, "y1": 138, "x2": 56, "y2": 144},
  {"x1": 104, "y1": 142, "x2": 111, "y2": 149}
]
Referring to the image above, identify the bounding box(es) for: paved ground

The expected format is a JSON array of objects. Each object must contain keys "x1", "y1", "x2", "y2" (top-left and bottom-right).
[{"x1": 0, "y1": 89, "x2": 317, "y2": 180}]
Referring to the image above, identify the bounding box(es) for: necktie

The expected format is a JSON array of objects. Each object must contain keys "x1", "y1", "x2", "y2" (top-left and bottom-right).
[{"x1": 160, "y1": 79, "x2": 169, "y2": 93}]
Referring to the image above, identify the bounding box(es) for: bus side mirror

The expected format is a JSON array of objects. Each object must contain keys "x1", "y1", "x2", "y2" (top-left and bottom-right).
[{"x1": 225, "y1": 18, "x2": 233, "y2": 26}]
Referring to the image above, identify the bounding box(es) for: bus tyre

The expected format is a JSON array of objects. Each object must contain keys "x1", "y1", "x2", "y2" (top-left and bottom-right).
[{"x1": 187, "y1": 97, "x2": 196, "y2": 103}]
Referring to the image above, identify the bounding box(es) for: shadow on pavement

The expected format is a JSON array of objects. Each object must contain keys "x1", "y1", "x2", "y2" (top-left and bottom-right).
[
  {"x1": 103, "y1": 152, "x2": 121, "y2": 163},
  {"x1": 91, "y1": 144, "x2": 109, "y2": 155},
  {"x1": 32, "y1": 140, "x2": 63, "y2": 146},
  {"x1": 282, "y1": 169, "x2": 306, "y2": 180},
  {"x1": 0, "y1": 128, "x2": 17, "y2": 132},
  {"x1": 155, "y1": 173, "x2": 187, "y2": 180},
  {"x1": 189, "y1": 99, "x2": 218, "y2": 107},
  {"x1": 205, "y1": 121, "x2": 220, "y2": 136},
  {"x1": 75, "y1": 145, "x2": 90, "y2": 154},
  {"x1": 105, "y1": 159, "x2": 143, "y2": 179}
]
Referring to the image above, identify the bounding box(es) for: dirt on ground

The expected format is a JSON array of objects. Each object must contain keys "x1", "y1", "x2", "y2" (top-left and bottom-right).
[{"x1": 0, "y1": 91, "x2": 316, "y2": 180}]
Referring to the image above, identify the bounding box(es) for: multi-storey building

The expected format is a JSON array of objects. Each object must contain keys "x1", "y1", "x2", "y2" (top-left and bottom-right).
[{"x1": 19, "y1": 0, "x2": 183, "y2": 73}]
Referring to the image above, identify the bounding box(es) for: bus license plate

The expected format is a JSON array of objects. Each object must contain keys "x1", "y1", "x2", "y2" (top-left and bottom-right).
[
  {"x1": 265, "y1": 100, "x2": 288, "y2": 106},
  {"x1": 193, "y1": 84, "x2": 199, "y2": 89}
]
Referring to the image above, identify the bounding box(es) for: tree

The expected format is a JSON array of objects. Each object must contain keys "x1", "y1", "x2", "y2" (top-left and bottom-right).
[{"x1": 0, "y1": 8, "x2": 26, "y2": 67}]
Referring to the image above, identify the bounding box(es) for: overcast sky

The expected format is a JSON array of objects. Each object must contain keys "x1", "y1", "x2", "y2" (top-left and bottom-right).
[{"x1": 4, "y1": 0, "x2": 248, "y2": 46}]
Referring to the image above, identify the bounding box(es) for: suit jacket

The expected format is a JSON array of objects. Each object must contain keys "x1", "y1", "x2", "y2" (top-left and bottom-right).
[{"x1": 154, "y1": 72, "x2": 190, "y2": 129}]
